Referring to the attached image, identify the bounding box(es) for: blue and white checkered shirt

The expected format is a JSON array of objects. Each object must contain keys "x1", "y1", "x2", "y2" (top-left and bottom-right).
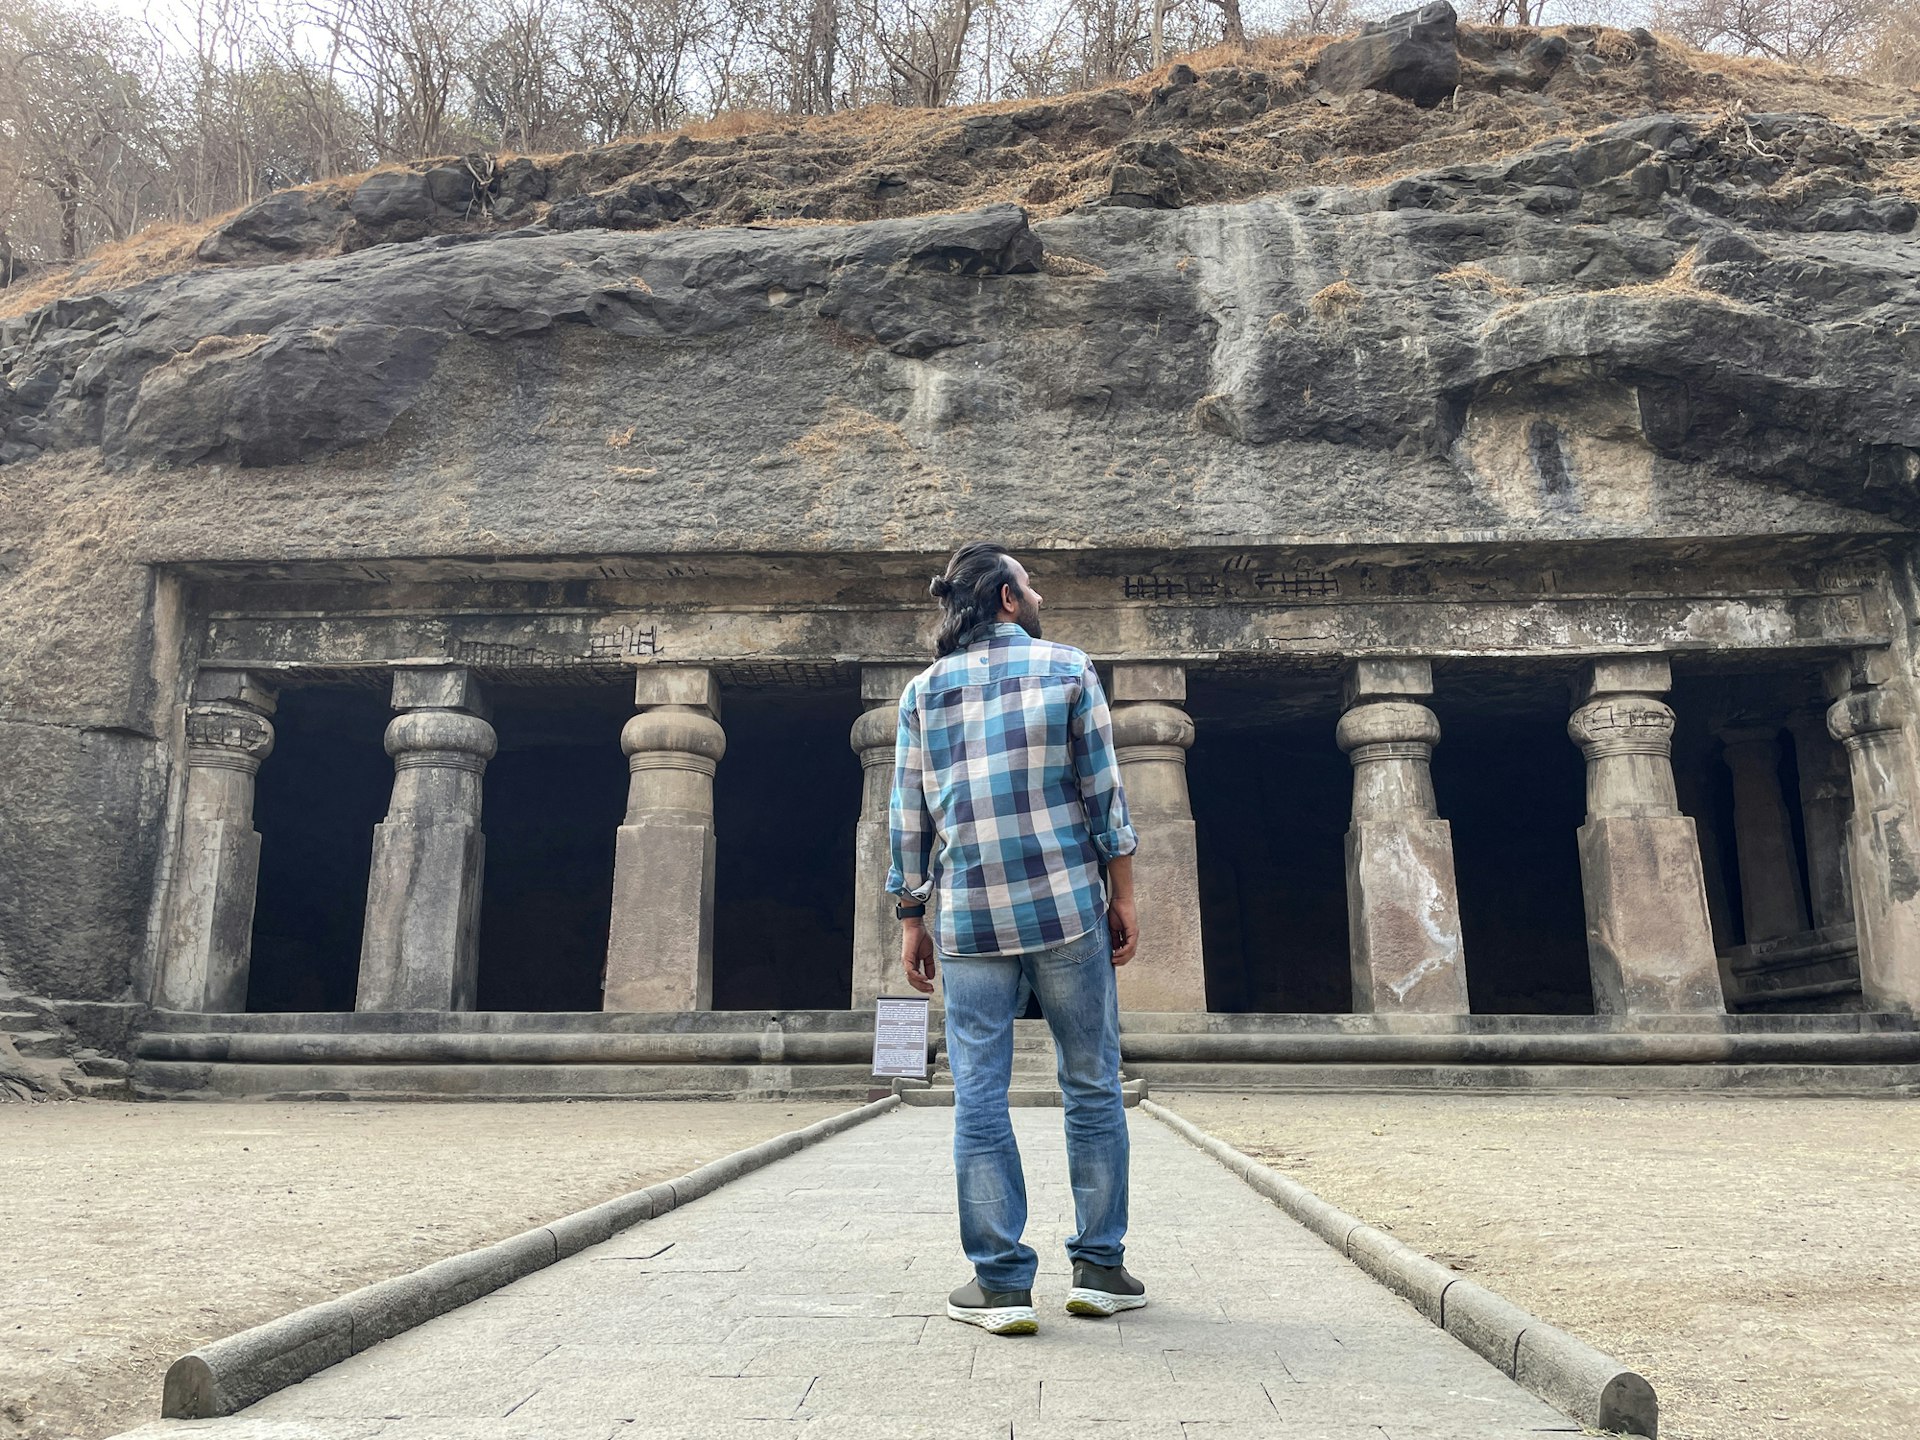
[{"x1": 887, "y1": 622, "x2": 1138, "y2": 957}]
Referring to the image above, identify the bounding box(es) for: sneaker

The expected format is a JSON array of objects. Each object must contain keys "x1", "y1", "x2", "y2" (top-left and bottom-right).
[
  {"x1": 1065, "y1": 1259, "x2": 1147, "y2": 1317},
  {"x1": 947, "y1": 1279, "x2": 1038, "y2": 1336}
]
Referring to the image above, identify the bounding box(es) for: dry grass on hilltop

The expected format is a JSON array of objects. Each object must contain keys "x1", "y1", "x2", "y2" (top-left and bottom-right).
[{"x1": 2, "y1": 26, "x2": 1914, "y2": 321}]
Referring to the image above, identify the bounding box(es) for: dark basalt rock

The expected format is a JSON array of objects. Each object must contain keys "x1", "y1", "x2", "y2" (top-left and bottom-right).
[
  {"x1": 3, "y1": 116, "x2": 1917, "y2": 520},
  {"x1": 1315, "y1": 1, "x2": 1462, "y2": 109},
  {"x1": 196, "y1": 188, "x2": 346, "y2": 262}
]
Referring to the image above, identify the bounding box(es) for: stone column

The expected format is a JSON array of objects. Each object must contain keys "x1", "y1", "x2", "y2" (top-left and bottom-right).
[
  {"x1": 1336, "y1": 660, "x2": 1470, "y2": 1014},
  {"x1": 1110, "y1": 663, "x2": 1208, "y2": 1012},
  {"x1": 605, "y1": 668, "x2": 724, "y2": 1012},
  {"x1": 1786, "y1": 711, "x2": 1855, "y2": 930},
  {"x1": 1568, "y1": 657, "x2": 1723, "y2": 1015},
  {"x1": 850, "y1": 665, "x2": 925, "y2": 1008},
  {"x1": 356, "y1": 667, "x2": 495, "y2": 1012},
  {"x1": 1826, "y1": 655, "x2": 1920, "y2": 1012},
  {"x1": 1718, "y1": 726, "x2": 1811, "y2": 943},
  {"x1": 155, "y1": 670, "x2": 278, "y2": 1013}
]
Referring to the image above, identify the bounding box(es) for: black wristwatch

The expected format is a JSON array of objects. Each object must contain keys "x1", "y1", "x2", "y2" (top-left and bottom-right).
[{"x1": 895, "y1": 902, "x2": 927, "y2": 920}]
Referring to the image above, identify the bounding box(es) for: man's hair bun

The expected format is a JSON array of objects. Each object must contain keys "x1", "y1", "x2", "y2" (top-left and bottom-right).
[{"x1": 929, "y1": 575, "x2": 953, "y2": 599}]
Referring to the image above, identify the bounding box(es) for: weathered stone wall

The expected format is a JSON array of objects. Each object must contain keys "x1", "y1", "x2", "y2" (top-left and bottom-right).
[{"x1": 2, "y1": 109, "x2": 1917, "y2": 1007}]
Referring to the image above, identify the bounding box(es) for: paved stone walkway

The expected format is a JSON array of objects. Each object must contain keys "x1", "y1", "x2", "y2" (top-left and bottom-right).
[{"x1": 121, "y1": 1108, "x2": 1578, "y2": 1440}]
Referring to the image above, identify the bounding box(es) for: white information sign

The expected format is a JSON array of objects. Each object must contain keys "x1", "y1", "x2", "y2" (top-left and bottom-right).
[{"x1": 872, "y1": 995, "x2": 931, "y2": 1078}]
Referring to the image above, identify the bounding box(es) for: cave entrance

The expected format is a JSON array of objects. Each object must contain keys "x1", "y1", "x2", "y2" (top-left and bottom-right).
[
  {"x1": 247, "y1": 683, "x2": 390, "y2": 1012},
  {"x1": 1671, "y1": 661, "x2": 1855, "y2": 1012},
  {"x1": 1429, "y1": 665, "x2": 1593, "y2": 1015},
  {"x1": 1187, "y1": 667, "x2": 1352, "y2": 1013},
  {"x1": 475, "y1": 682, "x2": 630, "y2": 1012},
  {"x1": 712, "y1": 678, "x2": 863, "y2": 1010}
]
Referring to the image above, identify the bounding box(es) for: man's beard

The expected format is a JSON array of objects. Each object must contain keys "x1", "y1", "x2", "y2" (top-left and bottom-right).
[{"x1": 1014, "y1": 593, "x2": 1042, "y2": 640}]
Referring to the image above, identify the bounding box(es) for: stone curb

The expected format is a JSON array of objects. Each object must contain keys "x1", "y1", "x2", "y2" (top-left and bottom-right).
[
  {"x1": 159, "y1": 1094, "x2": 901, "y2": 1420},
  {"x1": 1140, "y1": 1099, "x2": 1658, "y2": 1438}
]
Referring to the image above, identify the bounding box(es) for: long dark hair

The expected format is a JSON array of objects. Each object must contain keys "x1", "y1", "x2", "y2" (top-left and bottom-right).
[{"x1": 930, "y1": 542, "x2": 1017, "y2": 658}]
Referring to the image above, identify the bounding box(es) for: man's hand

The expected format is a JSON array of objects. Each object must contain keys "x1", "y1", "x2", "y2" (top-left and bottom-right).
[
  {"x1": 901, "y1": 919, "x2": 937, "y2": 993},
  {"x1": 1108, "y1": 895, "x2": 1139, "y2": 966}
]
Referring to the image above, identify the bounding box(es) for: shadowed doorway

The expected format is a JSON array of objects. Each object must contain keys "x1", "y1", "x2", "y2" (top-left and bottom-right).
[
  {"x1": 712, "y1": 678, "x2": 863, "y2": 1010},
  {"x1": 1187, "y1": 667, "x2": 1352, "y2": 1013},
  {"x1": 247, "y1": 683, "x2": 391, "y2": 1012},
  {"x1": 476, "y1": 683, "x2": 630, "y2": 1011}
]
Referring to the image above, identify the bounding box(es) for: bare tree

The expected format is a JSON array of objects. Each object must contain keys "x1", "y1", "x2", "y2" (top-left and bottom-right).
[
  {"x1": 1654, "y1": 0, "x2": 1880, "y2": 68},
  {"x1": 850, "y1": 0, "x2": 981, "y2": 105},
  {"x1": 302, "y1": 0, "x2": 485, "y2": 159},
  {"x1": 0, "y1": 0, "x2": 155, "y2": 256}
]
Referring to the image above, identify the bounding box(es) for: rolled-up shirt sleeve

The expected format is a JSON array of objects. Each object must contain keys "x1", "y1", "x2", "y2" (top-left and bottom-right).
[
  {"x1": 887, "y1": 682, "x2": 935, "y2": 903},
  {"x1": 1070, "y1": 661, "x2": 1138, "y2": 862}
]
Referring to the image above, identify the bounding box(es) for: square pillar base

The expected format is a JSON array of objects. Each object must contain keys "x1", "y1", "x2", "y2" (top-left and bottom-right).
[
  {"x1": 606, "y1": 816, "x2": 716, "y2": 1012},
  {"x1": 357, "y1": 820, "x2": 484, "y2": 1011},
  {"x1": 156, "y1": 819, "x2": 262, "y2": 1014},
  {"x1": 1848, "y1": 804, "x2": 1920, "y2": 1013},
  {"x1": 851, "y1": 818, "x2": 942, "y2": 1009},
  {"x1": 1116, "y1": 817, "x2": 1208, "y2": 1012},
  {"x1": 1577, "y1": 815, "x2": 1725, "y2": 1015},
  {"x1": 1346, "y1": 820, "x2": 1470, "y2": 1013}
]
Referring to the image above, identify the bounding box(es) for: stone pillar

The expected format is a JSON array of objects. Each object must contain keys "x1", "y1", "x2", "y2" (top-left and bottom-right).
[
  {"x1": 605, "y1": 668, "x2": 724, "y2": 1012},
  {"x1": 1826, "y1": 655, "x2": 1920, "y2": 1012},
  {"x1": 1786, "y1": 711, "x2": 1855, "y2": 930},
  {"x1": 1718, "y1": 726, "x2": 1811, "y2": 943},
  {"x1": 850, "y1": 665, "x2": 926, "y2": 1008},
  {"x1": 155, "y1": 670, "x2": 278, "y2": 1013},
  {"x1": 1568, "y1": 657, "x2": 1724, "y2": 1015},
  {"x1": 356, "y1": 667, "x2": 496, "y2": 1012},
  {"x1": 1336, "y1": 660, "x2": 1470, "y2": 1014},
  {"x1": 1110, "y1": 663, "x2": 1208, "y2": 1012}
]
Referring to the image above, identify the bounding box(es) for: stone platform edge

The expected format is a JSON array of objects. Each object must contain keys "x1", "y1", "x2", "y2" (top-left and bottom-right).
[
  {"x1": 1140, "y1": 1099, "x2": 1658, "y2": 1440},
  {"x1": 158, "y1": 1094, "x2": 902, "y2": 1421}
]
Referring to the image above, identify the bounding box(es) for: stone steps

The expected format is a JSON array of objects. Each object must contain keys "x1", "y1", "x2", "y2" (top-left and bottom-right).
[
  {"x1": 117, "y1": 1009, "x2": 1920, "y2": 1102},
  {"x1": 8, "y1": 1030, "x2": 68, "y2": 1060},
  {"x1": 134, "y1": 1030, "x2": 883, "y2": 1066},
  {"x1": 143, "y1": 1008, "x2": 877, "y2": 1035},
  {"x1": 132, "y1": 1060, "x2": 877, "y2": 1101},
  {"x1": 1127, "y1": 1061, "x2": 1920, "y2": 1095},
  {"x1": 0, "y1": 985, "x2": 114, "y2": 1100}
]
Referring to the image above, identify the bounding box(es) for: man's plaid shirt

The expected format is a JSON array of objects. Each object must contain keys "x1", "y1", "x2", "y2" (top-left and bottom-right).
[{"x1": 887, "y1": 622, "x2": 1138, "y2": 957}]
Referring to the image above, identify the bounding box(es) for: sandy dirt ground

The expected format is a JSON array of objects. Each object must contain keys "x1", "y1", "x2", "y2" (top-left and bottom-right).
[
  {"x1": 1167, "y1": 1093, "x2": 1920, "y2": 1440},
  {"x1": 0, "y1": 1099, "x2": 849, "y2": 1440}
]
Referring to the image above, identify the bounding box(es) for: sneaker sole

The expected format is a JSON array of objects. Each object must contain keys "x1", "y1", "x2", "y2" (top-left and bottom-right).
[
  {"x1": 946, "y1": 1302, "x2": 1038, "y2": 1336},
  {"x1": 1065, "y1": 1287, "x2": 1148, "y2": 1317}
]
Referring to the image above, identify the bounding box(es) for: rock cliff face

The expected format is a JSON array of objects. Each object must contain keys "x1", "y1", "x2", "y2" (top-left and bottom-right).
[
  {"x1": 0, "y1": 26, "x2": 1917, "y2": 1009},
  {"x1": 3, "y1": 111, "x2": 1916, "y2": 515}
]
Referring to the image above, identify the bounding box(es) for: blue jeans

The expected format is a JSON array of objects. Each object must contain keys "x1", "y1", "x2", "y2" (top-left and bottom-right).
[{"x1": 940, "y1": 923, "x2": 1129, "y2": 1292}]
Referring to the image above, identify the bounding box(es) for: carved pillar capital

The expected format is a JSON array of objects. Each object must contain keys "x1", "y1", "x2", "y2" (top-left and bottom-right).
[
  {"x1": 622, "y1": 706, "x2": 726, "y2": 775},
  {"x1": 1828, "y1": 685, "x2": 1911, "y2": 748},
  {"x1": 1112, "y1": 699, "x2": 1195, "y2": 761},
  {"x1": 1338, "y1": 699, "x2": 1440, "y2": 764},
  {"x1": 185, "y1": 701, "x2": 277, "y2": 775},
  {"x1": 386, "y1": 708, "x2": 497, "y2": 773},
  {"x1": 1568, "y1": 695, "x2": 1676, "y2": 762},
  {"x1": 849, "y1": 704, "x2": 896, "y2": 767}
]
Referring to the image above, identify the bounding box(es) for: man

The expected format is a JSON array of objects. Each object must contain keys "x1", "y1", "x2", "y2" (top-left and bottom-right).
[{"x1": 888, "y1": 541, "x2": 1147, "y2": 1337}]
